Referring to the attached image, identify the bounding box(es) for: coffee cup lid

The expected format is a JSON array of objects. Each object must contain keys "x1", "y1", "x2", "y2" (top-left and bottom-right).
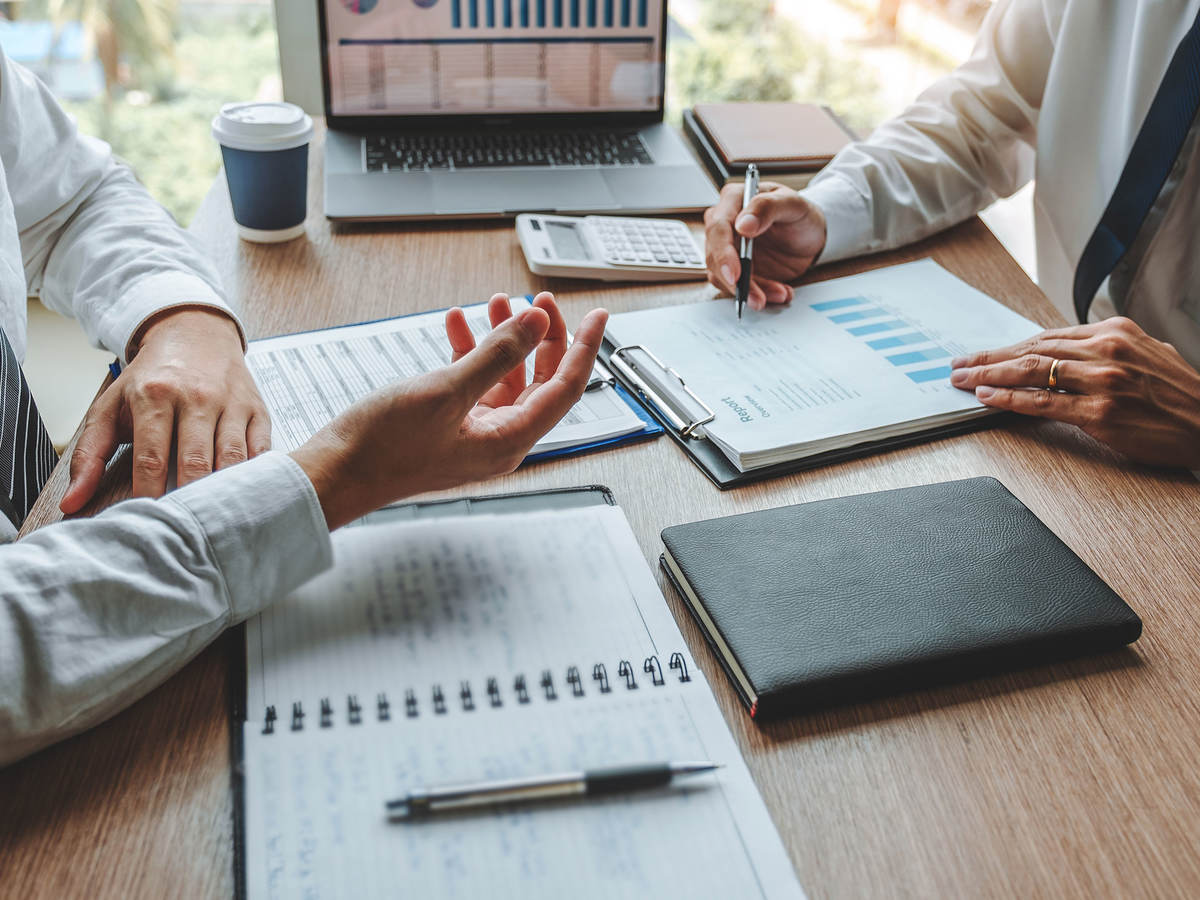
[{"x1": 212, "y1": 102, "x2": 313, "y2": 152}]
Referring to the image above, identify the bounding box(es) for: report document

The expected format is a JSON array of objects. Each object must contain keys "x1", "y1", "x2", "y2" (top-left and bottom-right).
[
  {"x1": 246, "y1": 298, "x2": 647, "y2": 457},
  {"x1": 605, "y1": 259, "x2": 1042, "y2": 471}
]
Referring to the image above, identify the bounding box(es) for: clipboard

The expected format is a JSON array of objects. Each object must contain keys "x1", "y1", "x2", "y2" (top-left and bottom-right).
[{"x1": 597, "y1": 336, "x2": 1005, "y2": 490}]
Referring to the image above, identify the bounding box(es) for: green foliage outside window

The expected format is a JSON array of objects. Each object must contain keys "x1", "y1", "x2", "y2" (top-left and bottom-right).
[
  {"x1": 667, "y1": 0, "x2": 883, "y2": 136},
  {"x1": 58, "y1": 8, "x2": 280, "y2": 226}
]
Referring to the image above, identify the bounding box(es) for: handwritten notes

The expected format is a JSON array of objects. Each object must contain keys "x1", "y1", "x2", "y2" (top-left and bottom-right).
[
  {"x1": 241, "y1": 505, "x2": 804, "y2": 899},
  {"x1": 243, "y1": 682, "x2": 799, "y2": 899},
  {"x1": 246, "y1": 507, "x2": 684, "y2": 717}
]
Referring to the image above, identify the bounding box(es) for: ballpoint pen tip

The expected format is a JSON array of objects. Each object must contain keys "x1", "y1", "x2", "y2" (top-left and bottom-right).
[{"x1": 672, "y1": 762, "x2": 722, "y2": 776}]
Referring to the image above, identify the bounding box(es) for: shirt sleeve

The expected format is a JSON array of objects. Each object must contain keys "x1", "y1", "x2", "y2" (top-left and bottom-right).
[
  {"x1": 0, "y1": 452, "x2": 333, "y2": 768},
  {"x1": 0, "y1": 45, "x2": 244, "y2": 364},
  {"x1": 801, "y1": 0, "x2": 1059, "y2": 263}
]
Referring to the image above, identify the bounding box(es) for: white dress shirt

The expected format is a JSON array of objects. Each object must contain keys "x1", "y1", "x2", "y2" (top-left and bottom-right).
[
  {"x1": 0, "y1": 46, "x2": 333, "y2": 765},
  {"x1": 801, "y1": 0, "x2": 1200, "y2": 367}
]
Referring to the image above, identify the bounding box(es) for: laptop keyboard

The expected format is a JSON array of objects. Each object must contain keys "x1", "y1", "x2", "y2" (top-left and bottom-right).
[{"x1": 364, "y1": 130, "x2": 654, "y2": 172}]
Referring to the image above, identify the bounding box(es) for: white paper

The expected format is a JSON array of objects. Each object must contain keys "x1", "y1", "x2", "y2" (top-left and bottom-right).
[
  {"x1": 242, "y1": 506, "x2": 804, "y2": 899},
  {"x1": 246, "y1": 506, "x2": 685, "y2": 716},
  {"x1": 243, "y1": 676, "x2": 799, "y2": 900},
  {"x1": 245, "y1": 298, "x2": 644, "y2": 455},
  {"x1": 605, "y1": 259, "x2": 1042, "y2": 469}
]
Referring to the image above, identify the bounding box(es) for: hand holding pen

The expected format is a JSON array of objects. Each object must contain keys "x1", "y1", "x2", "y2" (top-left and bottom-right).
[{"x1": 702, "y1": 174, "x2": 830, "y2": 313}]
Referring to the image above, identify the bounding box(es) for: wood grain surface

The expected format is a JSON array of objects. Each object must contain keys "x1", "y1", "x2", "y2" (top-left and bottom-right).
[{"x1": 4, "y1": 126, "x2": 1200, "y2": 899}]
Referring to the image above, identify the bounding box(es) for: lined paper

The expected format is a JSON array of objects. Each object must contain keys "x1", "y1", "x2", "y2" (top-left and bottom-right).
[
  {"x1": 241, "y1": 505, "x2": 805, "y2": 898},
  {"x1": 246, "y1": 507, "x2": 684, "y2": 717},
  {"x1": 243, "y1": 678, "x2": 800, "y2": 899}
]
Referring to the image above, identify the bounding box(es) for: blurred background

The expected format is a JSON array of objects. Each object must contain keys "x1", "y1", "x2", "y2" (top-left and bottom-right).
[{"x1": 0, "y1": 0, "x2": 1033, "y2": 446}]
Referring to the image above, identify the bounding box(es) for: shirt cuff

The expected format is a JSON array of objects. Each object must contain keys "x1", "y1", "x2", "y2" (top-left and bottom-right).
[
  {"x1": 799, "y1": 171, "x2": 875, "y2": 265},
  {"x1": 94, "y1": 271, "x2": 247, "y2": 365},
  {"x1": 165, "y1": 451, "x2": 333, "y2": 622}
]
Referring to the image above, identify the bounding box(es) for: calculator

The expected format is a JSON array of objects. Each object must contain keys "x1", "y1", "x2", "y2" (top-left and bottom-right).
[{"x1": 516, "y1": 214, "x2": 708, "y2": 282}]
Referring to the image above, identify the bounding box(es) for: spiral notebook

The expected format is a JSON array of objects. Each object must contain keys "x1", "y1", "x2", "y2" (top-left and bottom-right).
[{"x1": 237, "y1": 488, "x2": 803, "y2": 899}]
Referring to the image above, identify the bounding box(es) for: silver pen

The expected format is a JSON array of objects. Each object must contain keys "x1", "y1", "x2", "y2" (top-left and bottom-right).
[
  {"x1": 386, "y1": 761, "x2": 719, "y2": 820},
  {"x1": 736, "y1": 163, "x2": 760, "y2": 319}
]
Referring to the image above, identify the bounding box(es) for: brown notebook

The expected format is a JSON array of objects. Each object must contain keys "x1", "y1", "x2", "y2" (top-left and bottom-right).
[{"x1": 692, "y1": 102, "x2": 855, "y2": 170}]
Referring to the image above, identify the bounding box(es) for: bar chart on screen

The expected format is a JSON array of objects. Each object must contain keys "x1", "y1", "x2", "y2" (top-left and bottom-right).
[
  {"x1": 325, "y1": 0, "x2": 664, "y2": 115},
  {"x1": 446, "y1": 0, "x2": 650, "y2": 29}
]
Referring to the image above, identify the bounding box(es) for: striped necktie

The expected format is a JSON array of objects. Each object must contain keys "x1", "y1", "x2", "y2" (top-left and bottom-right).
[
  {"x1": 0, "y1": 327, "x2": 58, "y2": 530},
  {"x1": 1074, "y1": 9, "x2": 1200, "y2": 322}
]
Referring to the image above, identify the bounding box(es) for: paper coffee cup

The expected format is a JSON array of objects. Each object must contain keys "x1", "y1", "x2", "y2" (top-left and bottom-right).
[{"x1": 212, "y1": 102, "x2": 314, "y2": 243}]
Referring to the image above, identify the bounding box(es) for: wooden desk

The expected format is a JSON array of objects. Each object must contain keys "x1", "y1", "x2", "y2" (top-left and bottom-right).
[{"x1": 5, "y1": 138, "x2": 1200, "y2": 898}]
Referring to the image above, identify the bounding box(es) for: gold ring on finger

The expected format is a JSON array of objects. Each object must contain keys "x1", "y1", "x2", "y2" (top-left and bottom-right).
[{"x1": 1047, "y1": 358, "x2": 1062, "y2": 390}]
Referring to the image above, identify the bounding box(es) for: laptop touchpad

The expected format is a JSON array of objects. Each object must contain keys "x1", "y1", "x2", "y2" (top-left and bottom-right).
[{"x1": 432, "y1": 170, "x2": 616, "y2": 214}]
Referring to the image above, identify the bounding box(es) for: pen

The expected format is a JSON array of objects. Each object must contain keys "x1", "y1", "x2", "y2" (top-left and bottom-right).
[
  {"x1": 385, "y1": 760, "x2": 720, "y2": 820},
  {"x1": 736, "y1": 163, "x2": 760, "y2": 320},
  {"x1": 108, "y1": 358, "x2": 122, "y2": 380},
  {"x1": 585, "y1": 360, "x2": 616, "y2": 391}
]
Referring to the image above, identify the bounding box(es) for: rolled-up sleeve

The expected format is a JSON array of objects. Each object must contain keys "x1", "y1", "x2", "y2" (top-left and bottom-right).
[
  {"x1": 802, "y1": 0, "x2": 1057, "y2": 264},
  {"x1": 0, "y1": 451, "x2": 332, "y2": 767}
]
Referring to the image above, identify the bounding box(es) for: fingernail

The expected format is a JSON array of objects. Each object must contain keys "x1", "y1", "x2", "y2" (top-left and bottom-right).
[
  {"x1": 950, "y1": 356, "x2": 967, "y2": 368},
  {"x1": 949, "y1": 368, "x2": 969, "y2": 385},
  {"x1": 720, "y1": 265, "x2": 734, "y2": 286},
  {"x1": 735, "y1": 213, "x2": 759, "y2": 234},
  {"x1": 975, "y1": 386, "x2": 995, "y2": 400},
  {"x1": 516, "y1": 308, "x2": 542, "y2": 336}
]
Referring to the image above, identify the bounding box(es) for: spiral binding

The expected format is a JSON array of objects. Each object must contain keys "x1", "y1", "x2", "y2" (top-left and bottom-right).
[{"x1": 262, "y1": 651, "x2": 692, "y2": 734}]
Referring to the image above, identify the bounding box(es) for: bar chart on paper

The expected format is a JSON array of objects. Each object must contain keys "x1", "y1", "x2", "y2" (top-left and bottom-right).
[
  {"x1": 809, "y1": 295, "x2": 957, "y2": 390},
  {"x1": 325, "y1": 0, "x2": 664, "y2": 114}
]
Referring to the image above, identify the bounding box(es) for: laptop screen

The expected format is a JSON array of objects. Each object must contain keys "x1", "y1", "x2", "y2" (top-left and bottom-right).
[{"x1": 321, "y1": 0, "x2": 665, "y2": 118}]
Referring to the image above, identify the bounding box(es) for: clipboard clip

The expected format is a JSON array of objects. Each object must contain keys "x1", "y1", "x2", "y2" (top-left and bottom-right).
[{"x1": 609, "y1": 345, "x2": 715, "y2": 439}]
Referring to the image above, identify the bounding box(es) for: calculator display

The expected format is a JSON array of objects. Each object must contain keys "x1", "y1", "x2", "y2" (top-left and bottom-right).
[{"x1": 546, "y1": 221, "x2": 591, "y2": 260}]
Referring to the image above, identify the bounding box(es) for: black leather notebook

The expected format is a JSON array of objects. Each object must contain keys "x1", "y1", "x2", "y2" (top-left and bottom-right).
[{"x1": 660, "y1": 477, "x2": 1142, "y2": 719}]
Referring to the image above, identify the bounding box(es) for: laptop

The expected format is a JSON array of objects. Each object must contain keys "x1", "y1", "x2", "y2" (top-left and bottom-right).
[{"x1": 317, "y1": 0, "x2": 719, "y2": 220}]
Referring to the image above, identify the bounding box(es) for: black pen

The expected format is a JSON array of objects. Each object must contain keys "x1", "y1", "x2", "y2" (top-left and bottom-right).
[
  {"x1": 736, "y1": 163, "x2": 760, "y2": 319},
  {"x1": 385, "y1": 761, "x2": 720, "y2": 820}
]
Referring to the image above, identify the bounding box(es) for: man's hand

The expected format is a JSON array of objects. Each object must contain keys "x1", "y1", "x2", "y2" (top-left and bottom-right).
[
  {"x1": 60, "y1": 308, "x2": 270, "y2": 514},
  {"x1": 291, "y1": 292, "x2": 608, "y2": 530},
  {"x1": 950, "y1": 316, "x2": 1200, "y2": 468},
  {"x1": 703, "y1": 182, "x2": 827, "y2": 311}
]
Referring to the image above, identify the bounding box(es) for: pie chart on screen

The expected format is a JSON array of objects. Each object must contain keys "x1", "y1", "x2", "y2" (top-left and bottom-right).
[{"x1": 339, "y1": 0, "x2": 378, "y2": 12}]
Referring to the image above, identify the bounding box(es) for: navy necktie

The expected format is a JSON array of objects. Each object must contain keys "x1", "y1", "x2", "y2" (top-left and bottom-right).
[
  {"x1": 1074, "y1": 10, "x2": 1200, "y2": 323},
  {"x1": 0, "y1": 327, "x2": 58, "y2": 530}
]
